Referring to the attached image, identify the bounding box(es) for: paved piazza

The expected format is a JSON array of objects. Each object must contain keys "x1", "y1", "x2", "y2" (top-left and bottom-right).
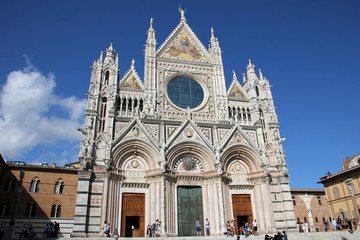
[{"x1": 64, "y1": 231, "x2": 360, "y2": 240}]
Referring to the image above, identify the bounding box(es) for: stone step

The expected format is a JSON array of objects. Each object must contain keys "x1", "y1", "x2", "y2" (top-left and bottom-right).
[{"x1": 56, "y1": 231, "x2": 360, "y2": 240}]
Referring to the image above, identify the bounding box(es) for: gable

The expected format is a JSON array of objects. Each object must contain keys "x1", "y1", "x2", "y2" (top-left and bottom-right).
[
  {"x1": 120, "y1": 73, "x2": 142, "y2": 90},
  {"x1": 162, "y1": 32, "x2": 205, "y2": 61},
  {"x1": 228, "y1": 84, "x2": 247, "y2": 100},
  {"x1": 157, "y1": 20, "x2": 213, "y2": 63}
]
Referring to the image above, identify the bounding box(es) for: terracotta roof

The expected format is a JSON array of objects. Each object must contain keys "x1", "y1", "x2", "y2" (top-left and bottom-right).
[
  {"x1": 342, "y1": 153, "x2": 360, "y2": 170},
  {"x1": 291, "y1": 189, "x2": 325, "y2": 194},
  {"x1": 318, "y1": 164, "x2": 360, "y2": 184}
]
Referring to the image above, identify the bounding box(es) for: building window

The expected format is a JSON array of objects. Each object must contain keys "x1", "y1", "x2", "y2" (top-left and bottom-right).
[
  {"x1": 29, "y1": 178, "x2": 40, "y2": 193},
  {"x1": 292, "y1": 196, "x2": 296, "y2": 206},
  {"x1": 98, "y1": 97, "x2": 107, "y2": 132},
  {"x1": 255, "y1": 86, "x2": 259, "y2": 96},
  {"x1": 4, "y1": 178, "x2": 16, "y2": 192},
  {"x1": 54, "y1": 180, "x2": 64, "y2": 194},
  {"x1": 0, "y1": 203, "x2": 11, "y2": 216},
  {"x1": 297, "y1": 217, "x2": 300, "y2": 223},
  {"x1": 334, "y1": 187, "x2": 340, "y2": 199},
  {"x1": 304, "y1": 217, "x2": 307, "y2": 223},
  {"x1": 315, "y1": 217, "x2": 318, "y2": 223},
  {"x1": 51, "y1": 204, "x2": 61, "y2": 218},
  {"x1": 104, "y1": 70, "x2": 109, "y2": 85},
  {"x1": 317, "y1": 196, "x2": 322, "y2": 205},
  {"x1": 25, "y1": 203, "x2": 37, "y2": 217},
  {"x1": 167, "y1": 76, "x2": 204, "y2": 109},
  {"x1": 322, "y1": 217, "x2": 326, "y2": 224}
]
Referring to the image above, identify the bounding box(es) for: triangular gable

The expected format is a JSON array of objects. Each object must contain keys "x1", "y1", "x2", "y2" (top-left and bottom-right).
[
  {"x1": 112, "y1": 117, "x2": 160, "y2": 150},
  {"x1": 220, "y1": 125, "x2": 259, "y2": 154},
  {"x1": 119, "y1": 61, "x2": 145, "y2": 91},
  {"x1": 166, "y1": 119, "x2": 214, "y2": 152},
  {"x1": 227, "y1": 80, "x2": 249, "y2": 101},
  {"x1": 157, "y1": 21, "x2": 212, "y2": 63}
]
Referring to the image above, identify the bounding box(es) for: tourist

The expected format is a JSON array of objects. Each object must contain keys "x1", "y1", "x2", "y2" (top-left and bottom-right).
[
  {"x1": 324, "y1": 219, "x2": 329, "y2": 231},
  {"x1": 146, "y1": 224, "x2": 152, "y2": 237},
  {"x1": 196, "y1": 218, "x2": 201, "y2": 236},
  {"x1": 151, "y1": 222, "x2": 156, "y2": 236},
  {"x1": 157, "y1": 221, "x2": 162, "y2": 237},
  {"x1": 264, "y1": 234, "x2": 273, "y2": 240},
  {"x1": 243, "y1": 222, "x2": 248, "y2": 237},
  {"x1": 54, "y1": 221, "x2": 60, "y2": 238},
  {"x1": 331, "y1": 218, "x2": 337, "y2": 231},
  {"x1": 346, "y1": 218, "x2": 353, "y2": 233},
  {"x1": 353, "y1": 218, "x2": 358, "y2": 231},
  {"x1": 337, "y1": 217, "x2": 343, "y2": 230},
  {"x1": 282, "y1": 231, "x2": 288, "y2": 240},
  {"x1": 253, "y1": 219, "x2": 258, "y2": 236},
  {"x1": 113, "y1": 228, "x2": 119, "y2": 240},
  {"x1": 103, "y1": 221, "x2": 108, "y2": 237},
  {"x1": 106, "y1": 222, "x2": 111, "y2": 237},
  {"x1": 205, "y1": 218, "x2": 210, "y2": 236}
]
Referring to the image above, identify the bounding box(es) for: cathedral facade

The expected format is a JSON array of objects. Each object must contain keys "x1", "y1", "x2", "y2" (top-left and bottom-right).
[{"x1": 72, "y1": 10, "x2": 296, "y2": 237}]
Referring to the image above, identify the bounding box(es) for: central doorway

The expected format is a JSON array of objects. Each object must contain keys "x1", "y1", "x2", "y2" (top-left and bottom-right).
[
  {"x1": 232, "y1": 194, "x2": 253, "y2": 234},
  {"x1": 121, "y1": 193, "x2": 145, "y2": 237},
  {"x1": 177, "y1": 186, "x2": 203, "y2": 236}
]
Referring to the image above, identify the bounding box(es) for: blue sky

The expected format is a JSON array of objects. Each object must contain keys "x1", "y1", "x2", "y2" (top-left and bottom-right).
[{"x1": 0, "y1": 0, "x2": 359, "y2": 189}]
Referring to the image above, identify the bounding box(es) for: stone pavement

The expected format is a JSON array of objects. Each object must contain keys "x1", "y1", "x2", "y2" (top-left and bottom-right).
[{"x1": 37, "y1": 231, "x2": 360, "y2": 240}]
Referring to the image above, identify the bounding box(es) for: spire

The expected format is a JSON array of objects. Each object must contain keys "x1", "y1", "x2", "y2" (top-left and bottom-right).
[
  {"x1": 259, "y1": 69, "x2": 264, "y2": 80},
  {"x1": 147, "y1": 18, "x2": 156, "y2": 40},
  {"x1": 243, "y1": 73, "x2": 247, "y2": 84},
  {"x1": 115, "y1": 54, "x2": 118, "y2": 65},
  {"x1": 105, "y1": 43, "x2": 115, "y2": 60},
  {"x1": 247, "y1": 59, "x2": 258, "y2": 80},
  {"x1": 232, "y1": 70, "x2": 238, "y2": 82},
  {"x1": 211, "y1": 27, "x2": 215, "y2": 41},
  {"x1": 98, "y1": 51, "x2": 103, "y2": 62},
  {"x1": 131, "y1": 59, "x2": 135, "y2": 69}
]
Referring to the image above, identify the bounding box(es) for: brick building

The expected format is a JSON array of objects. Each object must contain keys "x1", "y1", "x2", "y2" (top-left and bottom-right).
[
  {"x1": 291, "y1": 189, "x2": 331, "y2": 232},
  {"x1": 0, "y1": 155, "x2": 79, "y2": 238}
]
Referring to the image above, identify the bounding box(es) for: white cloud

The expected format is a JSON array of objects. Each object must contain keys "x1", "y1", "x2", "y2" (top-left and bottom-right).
[{"x1": 0, "y1": 60, "x2": 87, "y2": 159}]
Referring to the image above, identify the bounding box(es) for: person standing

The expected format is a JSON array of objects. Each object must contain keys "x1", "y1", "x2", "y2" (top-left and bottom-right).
[
  {"x1": 282, "y1": 231, "x2": 288, "y2": 240},
  {"x1": 54, "y1": 221, "x2": 60, "y2": 238},
  {"x1": 196, "y1": 218, "x2": 201, "y2": 236},
  {"x1": 205, "y1": 218, "x2": 210, "y2": 236},
  {"x1": 253, "y1": 219, "x2": 258, "y2": 236},
  {"x1": 331, "y1": 218, "x2": 337, "y2": 231},
  {"x1": 346, "y1": 218, "x2": 353, "y2": 233}
]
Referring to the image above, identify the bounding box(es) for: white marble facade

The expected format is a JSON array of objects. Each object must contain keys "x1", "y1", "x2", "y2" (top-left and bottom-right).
[{"x1": 72, "y1": 10, "x2": 296, "y2": 237}]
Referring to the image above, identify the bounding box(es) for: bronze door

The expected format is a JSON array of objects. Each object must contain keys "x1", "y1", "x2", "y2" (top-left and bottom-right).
[
  {"x1": 121, "y1": 193, "x2": 145, "y2": 237},
  {"x1": 232, "y1": 194, "x2": 253, "y2": 233},
  {"x1": 177, "y1": 186, "x2": 203, "y2": 236}
]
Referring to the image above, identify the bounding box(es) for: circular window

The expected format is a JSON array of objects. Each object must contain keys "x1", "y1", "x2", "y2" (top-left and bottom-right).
[{"x1": 167, "y1": 76, "x2": 204, "y2": 109}]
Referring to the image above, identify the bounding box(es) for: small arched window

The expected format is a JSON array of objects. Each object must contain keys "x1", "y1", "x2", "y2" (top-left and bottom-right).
[
  {"x1": 334, "y1": 187, "x2": 340, "y2": 199},
  {"x1": 292, "y1": 196, "x2": 296, "y2": 206},
  {"x1": 104, "y1": 71, "x2": 110, "y2": 85},
  {"x1": 255, "y1": 86, "x2": 260, "y2": 97},
  {"x1": 54, "y1": 180, "x2": 64, "y2": 194},
  {"x1": 29, "y1": 180, "x2": 36, "y2": 192},
  {"x1": 29, "y1": 178, "x2": 40, "y2": 193},
  {"x1": 51, "y1": 204, "x2": 61, "y2": 218},
  {"x1": 25, "y1": 203, "x2": 37, "y2": 217},
  {"x1": 35, "y1": 180, "x2": 40, "y2": 192}
]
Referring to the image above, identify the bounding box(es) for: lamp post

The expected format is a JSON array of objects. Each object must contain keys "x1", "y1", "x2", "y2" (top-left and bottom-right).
[{"x1": 4, "y1": 169, "x2": 24, "y2": 238}]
